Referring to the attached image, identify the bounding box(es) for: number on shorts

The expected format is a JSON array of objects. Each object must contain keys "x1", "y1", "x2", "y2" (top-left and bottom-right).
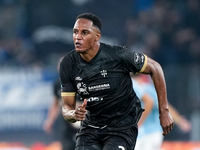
[{"x1": 118, "y1": 145, "x2": 125, "y2": 150}]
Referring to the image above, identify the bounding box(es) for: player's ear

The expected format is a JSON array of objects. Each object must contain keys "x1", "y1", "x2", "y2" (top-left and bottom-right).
[{"x1": 95, "y1": 32, "x2": 101, "y2": 42}]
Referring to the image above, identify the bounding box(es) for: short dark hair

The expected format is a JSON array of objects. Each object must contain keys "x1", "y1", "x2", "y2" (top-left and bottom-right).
[{"x1": 76, "y1": 13, "x2": 102, "y2": 31}]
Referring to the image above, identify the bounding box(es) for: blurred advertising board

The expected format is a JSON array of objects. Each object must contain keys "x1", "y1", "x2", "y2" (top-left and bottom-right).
[{"x1": 0, "y1": 68, "x2": 55, "y2": 132}]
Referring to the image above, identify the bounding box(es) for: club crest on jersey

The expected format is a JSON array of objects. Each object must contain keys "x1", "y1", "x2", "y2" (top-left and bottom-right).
[
  {"x1": 100, "y1": 70, "x2": 107, "y2": 77},
  {"x1": 77, "y1": 82, "x2": 89, "y2": 95},
  {"x1": 75, "y1": 76, "x2": 82, "y2": 81}
]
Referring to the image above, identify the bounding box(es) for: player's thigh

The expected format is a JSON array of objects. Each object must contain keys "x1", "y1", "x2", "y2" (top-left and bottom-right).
[
  {"x1": 75, "y1": 145, "x2": 102, "y2": 150},
  {"x1": 103, "y1": 136, "x2": 132, "y2": 150},
  {"x1": 103, "y1": 126, "x2": 138, "y2": 150},
  {"x1": 75, "y1": 135, "x2": 102, "y2": 150}
]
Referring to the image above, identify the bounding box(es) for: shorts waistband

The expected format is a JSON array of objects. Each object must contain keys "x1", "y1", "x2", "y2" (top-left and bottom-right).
[{"x1": 87, "y1": 124, "x2": 107, "y2": 129}]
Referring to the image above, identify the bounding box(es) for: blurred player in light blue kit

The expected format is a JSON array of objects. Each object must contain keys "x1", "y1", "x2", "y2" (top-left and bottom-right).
[{"x1": 131, "y1": 74, "x2": 191, "y2": 150}]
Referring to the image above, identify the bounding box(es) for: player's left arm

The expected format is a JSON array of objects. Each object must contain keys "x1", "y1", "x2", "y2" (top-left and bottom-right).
[{"x1": 141, "y1": 56, "x2": 174, "y2": 136}]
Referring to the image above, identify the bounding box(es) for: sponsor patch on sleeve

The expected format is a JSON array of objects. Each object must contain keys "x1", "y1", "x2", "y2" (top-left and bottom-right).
[{"x1": 133, "y1": 52, "x2": 144, "y2": 64}]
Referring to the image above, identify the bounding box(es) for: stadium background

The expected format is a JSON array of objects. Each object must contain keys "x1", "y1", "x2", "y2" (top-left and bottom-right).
[{"x1": 0, "y1": 0, "x2": 200, "y2": 149}]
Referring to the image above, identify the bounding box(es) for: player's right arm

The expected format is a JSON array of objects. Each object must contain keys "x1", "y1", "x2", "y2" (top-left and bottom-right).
[
  {"x1": 59, "y1": 57, "x2": 87, "y2": 123},
  {"x1": 62, "y1": 94, "x2": 76, "y2": 123},
  {"x1": 62, "y1": 94, "x2": 87, "y2": 123}
]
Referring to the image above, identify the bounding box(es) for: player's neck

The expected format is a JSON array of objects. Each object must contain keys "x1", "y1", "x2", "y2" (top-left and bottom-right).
[{"x1": 80, "y1": 42, "x2": 100, "y2": 62}]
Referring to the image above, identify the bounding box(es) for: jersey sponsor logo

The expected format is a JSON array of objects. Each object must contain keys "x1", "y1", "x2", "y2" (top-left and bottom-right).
[
  {"x1": 87, "y1": 97, "x2": 103, "y2": 102},
  {"x1": 77, "y1": 82, "x2": 89, "y2": 95},
  {"x1": 88, "y1": 83, "x2": 110, "y2": 91},
  {"x1": 134, "y1": 53, "x2": 142, "y2": 64},
  {"x1": 118, "y1": 146, "x2": 125, "y2": 150},
  {"x1": 100, "y1": 70, "x2": 107, "y2": 77}
]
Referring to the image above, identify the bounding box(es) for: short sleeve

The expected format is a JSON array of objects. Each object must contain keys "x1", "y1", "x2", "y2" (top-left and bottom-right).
[
  {"x1": 118, "y1": 48, "x2": 147, "y2": 74},
  {"x1": 59, "y1": 57, "x2": 75, "y2": 94}
]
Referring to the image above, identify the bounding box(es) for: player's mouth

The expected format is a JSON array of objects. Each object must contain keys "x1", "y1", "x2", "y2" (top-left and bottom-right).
[{"x1": 75, "y1": 42, "x2": 82, "y2": 48}]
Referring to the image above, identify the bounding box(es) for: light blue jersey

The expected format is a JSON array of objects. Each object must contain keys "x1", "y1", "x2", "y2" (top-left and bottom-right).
[{"x1": 132, "y1": 79, "x2": 162, "y2": 137}]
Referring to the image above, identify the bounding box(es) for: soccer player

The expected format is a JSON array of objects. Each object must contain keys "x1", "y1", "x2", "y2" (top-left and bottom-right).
[{"x1": 59, "y1": 13, "x2": 174, "y2": 150}]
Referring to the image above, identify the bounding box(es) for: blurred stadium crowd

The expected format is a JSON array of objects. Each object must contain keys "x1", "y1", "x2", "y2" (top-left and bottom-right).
[
  {"x1": 0, "y1": 0, "x2": 200, "y2": 67},
  {"x1": 0, "y1": 0, "x2": 200, "y2": 148}
]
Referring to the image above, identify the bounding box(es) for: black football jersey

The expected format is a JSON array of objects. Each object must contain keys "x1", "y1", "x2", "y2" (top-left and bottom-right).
[{"x1": 59, "y1": 43, "x2": 147, "y2": 128}]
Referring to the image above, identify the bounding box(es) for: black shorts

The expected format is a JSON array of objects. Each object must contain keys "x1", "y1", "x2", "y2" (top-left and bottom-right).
[{"x1": 75, "y1": 125, "x2": 138, "y2": 150}]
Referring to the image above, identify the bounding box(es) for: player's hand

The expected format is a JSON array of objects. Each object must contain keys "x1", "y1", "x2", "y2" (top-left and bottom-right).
[
  {"x1": 159, "y1": 110, "x2": 174, "y2": 136},
  {"x1": 74, "y1": 99, "x2": 87, "y2": 121}
]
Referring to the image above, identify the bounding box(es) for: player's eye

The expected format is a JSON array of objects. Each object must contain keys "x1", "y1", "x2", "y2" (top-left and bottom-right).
[
  {"x1": 73, "y1": 30, "x2": 78, "y2": 34},
  {"x1": 82, "y1": 31, "x2": 89, "y2": 35}
]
